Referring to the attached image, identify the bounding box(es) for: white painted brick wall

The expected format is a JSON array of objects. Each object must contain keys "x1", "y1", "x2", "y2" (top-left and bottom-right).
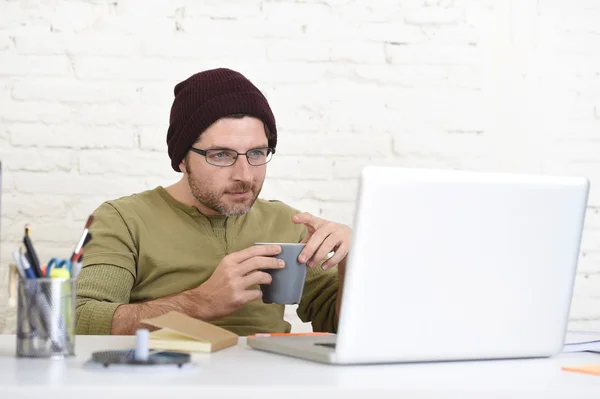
[{"x1": 1, "y1": 0, "x2": 600, "y2": 334}]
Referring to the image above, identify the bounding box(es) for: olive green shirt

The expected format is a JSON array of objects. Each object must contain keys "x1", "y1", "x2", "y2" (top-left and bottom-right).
[{"x1": 75, "y1": 187, "x2": 339, "y2": 336}]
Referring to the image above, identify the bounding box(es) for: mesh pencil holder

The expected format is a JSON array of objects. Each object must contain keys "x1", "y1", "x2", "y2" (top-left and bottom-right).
[{"x1": 16, "y1": 277, "x2": 76, "y2": 358}]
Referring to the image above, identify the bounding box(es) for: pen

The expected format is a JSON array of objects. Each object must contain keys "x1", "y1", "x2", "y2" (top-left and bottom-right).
[
  {"x1": 20, "y1": 255, "x2": 38, "y2": 280},
  {"x1": 12, "y1": 250, "x2": 37, "y2": 279},
  {"x1": 11, "y1": 251, "x2": 28, "y2": 279},
  {"x1": 23, "y1": 225, "x2": 42, "y2": 278}
]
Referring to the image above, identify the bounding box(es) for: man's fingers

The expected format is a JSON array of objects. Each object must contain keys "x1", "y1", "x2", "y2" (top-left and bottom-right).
[
  {"x1": 228, "y1": 244, "x2": 282, "y2": 264},
  {"x1": 240, "y1": 289, "x2": 263, "y2": 305},
  {"x1": 309, "y1": 234, "x2": 341, "y2": 268},
  {"x1": 292, "y1": 212, "x2": 313, "y2": 223},
  {"x1": 243, "y1": 270, "x2": 273, "y2": 288},
  {"x1": 321, "y1": 242, "x2": 350, "y2": 270},
  {"x1": 299, "y1": 224, "x2": 335, "y2": 264},
  {"x1": 240, "y1": 256, "x2": 285, "y2": 275},
  {"x1": 292, "y1": 212, "x2": 322, "y2": 229}
]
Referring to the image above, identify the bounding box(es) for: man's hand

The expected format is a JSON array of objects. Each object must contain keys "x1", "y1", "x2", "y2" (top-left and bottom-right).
[
  {"x1": 110, "y1": 244, "x2": 285, "y2": 334},
  {"x1": 184, "y1": 244, "x2": 285, "y2": 320},
  {"x1": 292, "y1": 212, "x2": 352, "y2": 270}
]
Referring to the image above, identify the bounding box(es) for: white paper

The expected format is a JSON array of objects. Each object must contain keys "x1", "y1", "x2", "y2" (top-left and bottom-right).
[{"x1": 563, "y1": 331, "x2": 600, "y2": 353}]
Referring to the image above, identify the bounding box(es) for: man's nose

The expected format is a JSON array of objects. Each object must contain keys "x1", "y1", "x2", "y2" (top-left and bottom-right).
[{"x1": 231, "y1": 155, "x2": 253, "y2": 181}]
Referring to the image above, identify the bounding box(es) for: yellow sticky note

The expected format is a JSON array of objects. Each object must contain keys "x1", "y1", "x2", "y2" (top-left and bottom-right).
[{"x1": 562, "y1": 365, "x2": 600, "y2": 376}]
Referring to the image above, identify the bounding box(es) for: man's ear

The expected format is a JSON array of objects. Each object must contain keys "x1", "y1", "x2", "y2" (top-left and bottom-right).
[{"x1": 179, "y1": 158, "x2": 187, "y2": 174}]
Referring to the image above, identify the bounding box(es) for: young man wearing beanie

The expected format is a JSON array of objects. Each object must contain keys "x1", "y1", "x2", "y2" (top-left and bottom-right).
[{"x1": 75, "y1": 68, "x2": 351, "y2": 336}]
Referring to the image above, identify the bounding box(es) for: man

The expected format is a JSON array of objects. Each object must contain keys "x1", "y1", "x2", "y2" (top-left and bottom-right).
[{"x1": 76, "y1": 68, "x2": 351, "y2": 336}]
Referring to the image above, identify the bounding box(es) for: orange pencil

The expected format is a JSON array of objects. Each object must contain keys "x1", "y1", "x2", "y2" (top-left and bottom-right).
[{"x1": 249, "y1": 332, "x2": 330, "y2": 338}]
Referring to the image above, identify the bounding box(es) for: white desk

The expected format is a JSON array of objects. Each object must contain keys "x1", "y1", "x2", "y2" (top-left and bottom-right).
[{"x1": 1, "y1": 335, "x2": 600, "y2": 399}]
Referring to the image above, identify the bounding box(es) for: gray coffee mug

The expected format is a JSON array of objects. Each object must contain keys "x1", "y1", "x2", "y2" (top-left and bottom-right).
[{"x1": 254, "y1": 243, "x2": 307, "y2": 305}]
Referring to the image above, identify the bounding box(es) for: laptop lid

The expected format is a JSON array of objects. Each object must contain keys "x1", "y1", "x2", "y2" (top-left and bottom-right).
[{"x1": 335, "y1": 166, "x2": 589, "y2": 364}]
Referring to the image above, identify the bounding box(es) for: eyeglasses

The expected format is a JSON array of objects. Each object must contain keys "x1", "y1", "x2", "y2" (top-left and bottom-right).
[{"x1": 189, "y1": 147, "x2": 275, "y2": 167}]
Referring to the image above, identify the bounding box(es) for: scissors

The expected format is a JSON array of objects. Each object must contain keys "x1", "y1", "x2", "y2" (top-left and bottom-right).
[{"x1": 46, "y1": 258, "x2": 72, "y2": 278}]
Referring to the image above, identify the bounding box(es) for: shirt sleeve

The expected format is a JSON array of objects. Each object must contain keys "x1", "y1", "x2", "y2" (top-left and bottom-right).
[
  {"x1": 75, "y1": 202, "x2": 138, "y2": 335},
  {"x1": 296, "y1": 264, "x2": 339, "y2": 333},
  {"x1": 81, "y1": 202, "x2": 138, "y2": 277},
  {"x1": 75, "y1": 264, "x2": 134, "y2": 335},
  {"x1": 293, "y1": 214, "x2": 340, "y2": 333}
]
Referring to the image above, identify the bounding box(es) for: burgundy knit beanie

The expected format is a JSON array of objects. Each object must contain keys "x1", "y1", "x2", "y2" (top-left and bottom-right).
[{"x1": 166, "y1": 68, "x2": 277, "y2": 172}]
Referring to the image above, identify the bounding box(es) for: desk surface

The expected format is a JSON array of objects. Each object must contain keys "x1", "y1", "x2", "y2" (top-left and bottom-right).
[{"x1": 1, "y1": 334, "x2": 600, "y2": 399}]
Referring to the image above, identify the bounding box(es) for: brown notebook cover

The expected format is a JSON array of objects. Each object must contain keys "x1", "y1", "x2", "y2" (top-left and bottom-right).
[{"x1": 141, "y1": 311, "x2": 238, "y2": 353}]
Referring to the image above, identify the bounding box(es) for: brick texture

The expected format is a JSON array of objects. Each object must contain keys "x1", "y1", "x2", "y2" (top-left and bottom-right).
[{"x1": 1, "y1": 0, "x2": 599, "y2": 333}]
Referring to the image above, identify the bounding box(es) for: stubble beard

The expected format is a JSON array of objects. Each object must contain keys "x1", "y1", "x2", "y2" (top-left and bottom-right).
[{"x1": 186, "y1": 170, "x2": 262, "y2": 216}]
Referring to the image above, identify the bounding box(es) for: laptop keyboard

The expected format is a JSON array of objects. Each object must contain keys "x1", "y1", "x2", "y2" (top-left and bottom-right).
[{"x1": 314, "y1": 343, "x2": 336, "y2": 349}]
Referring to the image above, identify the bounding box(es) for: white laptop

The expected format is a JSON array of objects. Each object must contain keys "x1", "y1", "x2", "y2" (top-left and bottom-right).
[{"x1": 248, "y1": 166, "x2": 590, "y2": 364}]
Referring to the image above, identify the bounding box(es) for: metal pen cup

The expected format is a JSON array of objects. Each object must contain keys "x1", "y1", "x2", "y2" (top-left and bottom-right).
[{"x1": 16, "y1": 277, "x2": 76, "y2": 358}]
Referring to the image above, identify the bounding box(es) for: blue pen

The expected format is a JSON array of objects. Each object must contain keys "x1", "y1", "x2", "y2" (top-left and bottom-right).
[{"x1": 19, "y1": 253, "x2": 38, "y2": 279}]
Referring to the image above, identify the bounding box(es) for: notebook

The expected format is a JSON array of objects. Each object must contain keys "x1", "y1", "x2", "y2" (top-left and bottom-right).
[
  {"x1": 141, "y1": 311, "x2": 239, "y2": 353},
  {"x1": 563, "y1": 331, "x2": 600, "y2": 353}
]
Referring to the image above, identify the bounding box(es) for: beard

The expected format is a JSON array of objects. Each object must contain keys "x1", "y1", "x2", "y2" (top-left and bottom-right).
[{"x1": 186, "y1": 166, "x2": 262, "y2": 216}]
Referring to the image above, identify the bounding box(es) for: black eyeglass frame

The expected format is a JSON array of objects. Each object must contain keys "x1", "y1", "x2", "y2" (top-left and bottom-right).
[{"x1": 188, "y1": 147, "x2": 276, "y2": 167}]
